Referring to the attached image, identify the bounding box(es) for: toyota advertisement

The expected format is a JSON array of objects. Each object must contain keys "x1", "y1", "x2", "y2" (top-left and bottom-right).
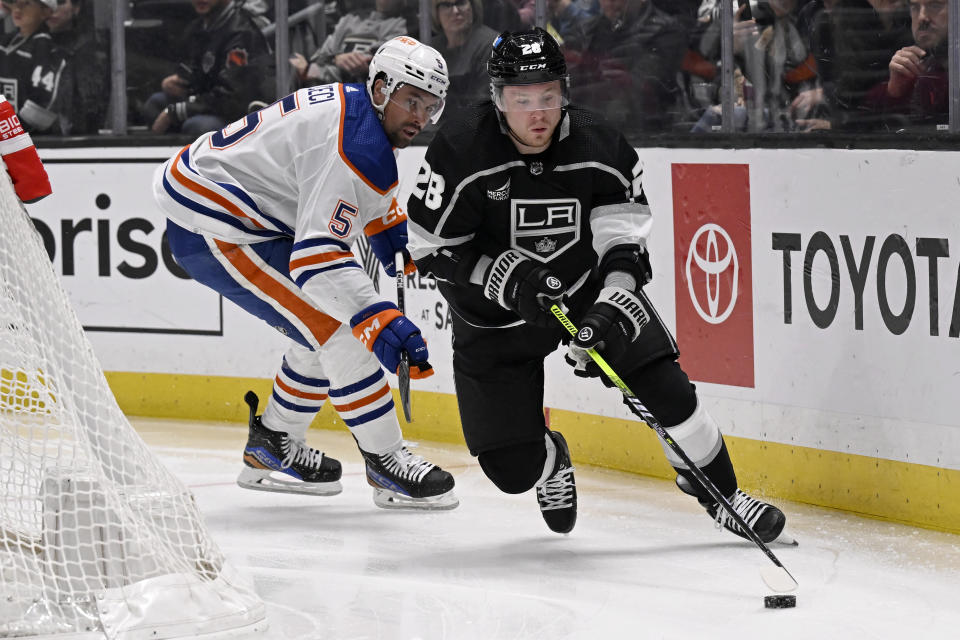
[{"x1": 671, "y1": 163, "x2": 754, "y2": 388}]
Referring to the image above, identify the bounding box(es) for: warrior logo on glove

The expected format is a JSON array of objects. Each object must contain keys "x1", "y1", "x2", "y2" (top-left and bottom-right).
[
  {"x1": 577, "y1": 326, "x2": 593, "y2": 342},
  {"x1": 546, "y1": 276, "x2": 562, "y2": 290}
]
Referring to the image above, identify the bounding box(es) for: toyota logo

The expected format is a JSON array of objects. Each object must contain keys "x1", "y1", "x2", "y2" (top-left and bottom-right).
[{"x1": 685, "y1": 223, "x2": 738, "y2": 324}]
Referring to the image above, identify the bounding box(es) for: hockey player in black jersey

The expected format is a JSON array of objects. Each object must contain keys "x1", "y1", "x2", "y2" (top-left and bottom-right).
[{"x1": 407, "y1": 28, "x2": 789, "y2": 539}]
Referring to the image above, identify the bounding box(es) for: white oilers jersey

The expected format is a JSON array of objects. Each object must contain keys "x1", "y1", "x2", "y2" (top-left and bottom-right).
[{"x1": 154, "y1": 82, "x2": 400, "y2": 323}]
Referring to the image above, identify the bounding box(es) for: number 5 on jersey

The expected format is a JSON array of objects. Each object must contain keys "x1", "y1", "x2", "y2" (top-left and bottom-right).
[{"x1": 411, "y1": 160, "x2": 445, "y2": 211}]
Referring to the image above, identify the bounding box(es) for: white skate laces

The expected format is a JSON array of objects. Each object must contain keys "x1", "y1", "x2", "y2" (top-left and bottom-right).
[
  {"x1": 378, "y1": 446, "x2": 435, "y2": 483},
  {"x1": 537, "y1": 466, "x2": 575, "y2": 511},
  {"x1": 280, "y1": 437, "x2": 326, "y2": 471},
  {"x1": 714, "y1": 489, "x2": 766, "y2": 533}
]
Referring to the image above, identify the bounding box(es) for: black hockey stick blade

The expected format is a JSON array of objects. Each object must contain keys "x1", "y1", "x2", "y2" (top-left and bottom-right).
[
  {"x1": 396, "y1": 252, "x2": 412, "y2": 423},
  {"x1": 549, "y1": 304, "x2": 798, "y2": 592},
  {"x1": 398, "y1": 357, "x2": 412, "y2": 423}
]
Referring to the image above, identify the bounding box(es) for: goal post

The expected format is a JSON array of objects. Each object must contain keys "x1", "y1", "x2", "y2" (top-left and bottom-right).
[{"x1": 0, "y1": 168, "x2": 266, "y2": 638}]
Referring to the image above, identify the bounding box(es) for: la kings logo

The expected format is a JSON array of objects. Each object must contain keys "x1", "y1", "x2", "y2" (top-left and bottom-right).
[{"x1": 511, "y1": 198, "x2": 580, "y2": 263}]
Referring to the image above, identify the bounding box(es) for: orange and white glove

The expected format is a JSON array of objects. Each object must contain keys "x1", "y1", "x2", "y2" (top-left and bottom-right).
[{"x1": 0, "y1": 95, "x2": 51, "y2": 203}]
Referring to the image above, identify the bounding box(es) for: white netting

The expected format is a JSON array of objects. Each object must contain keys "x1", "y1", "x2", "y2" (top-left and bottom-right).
[{"x1": 0, "y1": 169, "x2": 264, "y2": 638}]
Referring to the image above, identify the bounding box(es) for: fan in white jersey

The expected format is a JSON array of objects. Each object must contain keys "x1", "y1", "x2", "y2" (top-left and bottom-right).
[{"x1": 152, "y1": 36, "x2": 458, "y2": 510}]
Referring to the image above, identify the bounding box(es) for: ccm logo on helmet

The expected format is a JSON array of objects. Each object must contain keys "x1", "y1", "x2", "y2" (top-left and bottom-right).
[{"x1": 519, "y1": 63, "x2": 547, "y2": 71}]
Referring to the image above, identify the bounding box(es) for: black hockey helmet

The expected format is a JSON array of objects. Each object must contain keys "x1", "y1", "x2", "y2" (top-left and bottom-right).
[
  {"x1": 487, "y1": 28, "x2": 570, "y2": 115},
  {"x1": 487, "y1": 28, "x2": 568, "y2": 87}
]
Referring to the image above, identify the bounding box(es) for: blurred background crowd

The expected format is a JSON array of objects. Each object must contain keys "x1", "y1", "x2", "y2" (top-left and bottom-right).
[{"x1": 0, "y1": 0, "x2": 951, "y2": 143}]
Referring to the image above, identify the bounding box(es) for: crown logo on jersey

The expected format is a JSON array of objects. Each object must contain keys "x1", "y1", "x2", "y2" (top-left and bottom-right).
[{"x1": 535, "y1": 237, "x2": 557, "y2": 254}]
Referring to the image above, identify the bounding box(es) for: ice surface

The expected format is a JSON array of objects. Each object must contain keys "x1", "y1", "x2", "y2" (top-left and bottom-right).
[{"x1": 135, "y1": 419, "x2": 960, "y2": 640}]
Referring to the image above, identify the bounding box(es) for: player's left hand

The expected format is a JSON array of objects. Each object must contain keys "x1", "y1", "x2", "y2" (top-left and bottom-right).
[
  {"x1": 365, "y1": 200, "x2": 416, "y2": 277},
  {"x1": 565, "y1": 287, "x2": 649, "y2": 378}
]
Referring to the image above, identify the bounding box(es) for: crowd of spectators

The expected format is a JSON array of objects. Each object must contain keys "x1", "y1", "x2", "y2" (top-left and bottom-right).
[{"x1": 0, "y1": 0, "x2": 951, "y2": 139}]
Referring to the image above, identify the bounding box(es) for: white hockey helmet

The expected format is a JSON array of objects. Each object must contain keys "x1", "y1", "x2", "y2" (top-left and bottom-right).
[{"x1": 367, "y1": 36, "x2": 449, "y2": 124}]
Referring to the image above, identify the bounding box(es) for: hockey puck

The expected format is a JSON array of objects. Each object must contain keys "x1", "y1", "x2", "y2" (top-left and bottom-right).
[{"x1": 764, "y1": 595, "x2": 796, "y2": 609}]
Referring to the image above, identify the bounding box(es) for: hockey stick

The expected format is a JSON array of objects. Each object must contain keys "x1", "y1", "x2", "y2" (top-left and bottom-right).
[
  {"x1": 549, "y1": 304, "x2": 798, "y2": 592},
  {"x1": 395, "y1": 252, "x2": 412, "y2": 423}
]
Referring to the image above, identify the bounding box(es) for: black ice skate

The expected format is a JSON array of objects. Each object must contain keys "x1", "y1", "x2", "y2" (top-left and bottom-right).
[
  {"x1": 536, "y1": 431, "x2": 577, "y2": 534},
  {"x1": 360, "y1": 444, "x2": 458, "y2": 510},
  {"x1": 677, "y1": 476, "x2": 791, "y2": 544},
  {"x1": 236, "y1": 391, "x2": 342, "y2": 496}
]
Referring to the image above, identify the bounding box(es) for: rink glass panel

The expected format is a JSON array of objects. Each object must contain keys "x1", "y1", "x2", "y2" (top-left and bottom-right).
[{"x1": 15, "y1": 0, "x2": 956, "y2": 146}]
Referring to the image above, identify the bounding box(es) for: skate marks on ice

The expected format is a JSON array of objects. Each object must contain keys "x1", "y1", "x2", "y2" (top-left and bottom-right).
[{"x1": 137, "y1": 418, "x2": 960, "y2": 640}]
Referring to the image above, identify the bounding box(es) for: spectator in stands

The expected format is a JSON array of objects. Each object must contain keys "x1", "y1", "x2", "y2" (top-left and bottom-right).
[
  {"x1": 431, "y1": 0, "x2": 499, "y2": 121},
  {"x1": 691, "y1": 0, "x2": 821, "y2": 132},
  {"x1": 46, "y1": 0, "x2": 109, "y2": 135},
  {"x1": 482, "y1": 0, "x2": 523, "y2": 32},
  {"x1": 141, "y1": 0, "x2": 272, "y2": 136},
  {"x1": 0, "y1": 0, "x2": 65, "y2": 133},
  {"x1": 289, "y1": 0, "x2": 407, "y2": 87},
  {"x1": 546, "y1": 0, "x2": 597, "y2": 44},
  {"x1": 864, "y1": 0, "x2": 947, "y2": 129},
  {"x1": 791, "y1": 0, "x2": 912, "y2": 131},
  {"x1": 505, "y1": 0, "x2": 546, "y2": 28},
  {"x1": 652, "y1": 0, "x2": 699, "y2": 32},
  {"x1": 563, "y1": 0, "x2": 687, "y2": 134},
  {"x1": 0, "y1": 3, "x2": 12, "y2": 34}
]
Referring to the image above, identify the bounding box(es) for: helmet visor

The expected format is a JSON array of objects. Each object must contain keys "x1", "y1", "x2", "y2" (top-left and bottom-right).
[
  {"x1": 493, "y1": 81, "x2": 569, "y2": 112},
  {"x1": 388, "y1": 91, "x2": 446, "y2": 124}
]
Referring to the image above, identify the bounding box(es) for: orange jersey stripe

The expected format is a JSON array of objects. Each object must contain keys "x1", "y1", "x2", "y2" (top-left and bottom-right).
[
  {"x1": 337, "y1": 85, "x2": 398, "y2": 197},
  {"x1": 214, "y1": 239, "x2": 341, "y2": 346},
  {"x1": 289, "y1": 250, "x2": 355, "y2": 271},
  {"x1": 274, "y1": 376, "x2": 328, "y2": 401},
  {"x1": 331, "y1": 383, "x2": 391, "y2": 412},
  {"x1": 169, "y1": 146, "x2": 267, "y2": 230}
]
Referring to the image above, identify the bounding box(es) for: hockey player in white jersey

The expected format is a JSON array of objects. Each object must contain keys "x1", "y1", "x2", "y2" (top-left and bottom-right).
[{"x1": 152, "y1": 36, "x2": 458, "y2": 510}]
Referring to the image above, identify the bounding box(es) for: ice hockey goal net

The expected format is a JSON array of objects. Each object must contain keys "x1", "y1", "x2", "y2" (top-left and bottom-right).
[{"x1": 0, "y1": 169, "x2": 265, "y2": 638}]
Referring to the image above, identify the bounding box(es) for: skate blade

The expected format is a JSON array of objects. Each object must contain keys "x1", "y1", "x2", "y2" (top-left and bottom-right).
[
  {"x1": 774, "y1": 530, "x2": 799, "y2": 546},
  {"x1": 372, "y1": 487, "x2": 459, "y2": 511},
  {"x1": 237, "y1": 467, "x2": 342, "y2": 497}
]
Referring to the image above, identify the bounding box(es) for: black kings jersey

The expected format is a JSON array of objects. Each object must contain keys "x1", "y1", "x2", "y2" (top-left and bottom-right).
[
  {"x1": 0, "y1": 29, "x2": 65, "y2": 132},
  {"x1": 407, "y1": 105, "x2": 651, "y2": 328}
]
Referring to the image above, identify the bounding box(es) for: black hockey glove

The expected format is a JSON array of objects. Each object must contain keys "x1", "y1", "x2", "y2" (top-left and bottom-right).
[
  {"x1": 483, "y1": 249, "x2": 566, "y2": 328},
  {"x1": 565, "y1": 287, "x2": 649, "y2": 378}
]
